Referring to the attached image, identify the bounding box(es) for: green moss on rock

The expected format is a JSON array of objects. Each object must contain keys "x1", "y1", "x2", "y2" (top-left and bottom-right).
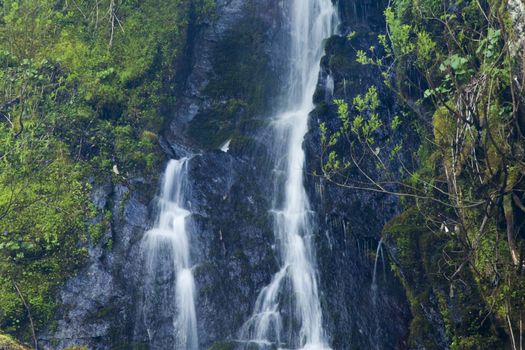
[
  {"x1": 385, "y1": 207, "x2": 503, "y2": 349},
  {"x1": 0, "y1": 334, "x2": 31, "y2": 350},
  {"x1": 188, "y1": 12, "x2": 279, "y2": 149},
  {"x1": 188, "y1": 99, "x2": 246, "y2": 149},
  {"x1": 208, "y1": 341, "x2": 236, "y2": 350}
]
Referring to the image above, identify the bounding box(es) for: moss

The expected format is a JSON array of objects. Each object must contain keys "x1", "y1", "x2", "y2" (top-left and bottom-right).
[
  {"x1": 229, "y1": 135, "x2": 259, "y2": 155},
  {"x1": 329, "y1": 54, "x2": 356, "y2": 75},
  {"x1": 189, "y1": 13, "x2": 279, "y2": 149},
  {"x1": 0, "y1": 0, "x2": 208, "y2": 341},
  {"x1": 206, "y1": 17, "x2": 275, "y2": 109},
  {"x1": 88, "y1": 223, "x2": 105, "y2": 243},
  {"x1": 86, "y1": 305, "x2": 118, "y2": 322},
  {"x1": 208, "y1": 340, "x2": 236, "y2": 350},
  {"x1": 0, "y1": 334, "x2": 31, "y2": 350},
  {"x1": 188, "y1": 99, "x2": 246, "y2": 149},
  {"x1": 385, "y1": 206, "x2": 504, "y2": 348},
  {"x1": 432, "y1": 106, "x2": 454, "y2": 147},
  {"x1": 105, "y1": 238, "x2": 114, "y2": 251},
  {"x1": 93, "y1": 193, "x2": 113, "y2": 255},
  {"x1": 313, "y1": 102, "x2": 330, "y2": 116},
  {"x1": 113, "y1": 125, "x2": 162, "y2": 175},
  {"x1": 385, "y1": 208, "x2": 448, "y2": 347},
  {"x1": 357, "y1": 0, "x2": 525, "y2": 347}
]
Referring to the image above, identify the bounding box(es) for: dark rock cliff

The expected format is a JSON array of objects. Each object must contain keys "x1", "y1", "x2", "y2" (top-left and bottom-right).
[
  {"x1": 41, "y1": 1, "x2": 285, "y2": 349},
  {"x1": 42, "y1": 1, "x2": 413, "y2": 349},
  {"x1": 304, "y1": 1, "x2": 411, "y2": 348}
]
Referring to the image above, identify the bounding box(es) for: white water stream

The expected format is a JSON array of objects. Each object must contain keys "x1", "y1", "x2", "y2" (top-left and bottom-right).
[
  {"x1": 242, "y1": 1, "x2": 339, "y2": 349},
  {"x1": 143, "y1": 159, "x2": 198, "y2": 349}
]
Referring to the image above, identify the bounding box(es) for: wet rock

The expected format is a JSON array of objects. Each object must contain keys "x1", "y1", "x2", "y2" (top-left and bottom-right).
[
  {"x1": 304, "y1": 1, "x2": 412, "y2": 348},
  {"x1": 43, "y1": 1, "x2": 416, "y2": 349}
]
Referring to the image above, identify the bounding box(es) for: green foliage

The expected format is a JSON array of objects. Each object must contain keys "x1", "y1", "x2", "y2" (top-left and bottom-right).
[
  {"x1": 0, "y1": 31, "x2": 94, "y2": 339},
  {"x1": 321, "y1": 0, "x2": 525, "y2": 346},
  {"x1": 0, "y1": 132, "x2": 90, "y2": 335},
  {"x1": 321, "y1": 86, "x2": 392, "y2": 178},
  {"x1": 0, "y1": 334, "x2": 30, "y2": 350},
  {"x1": 384, "y1": 7, "x2": 414, "y2": 56},
  {"x1": 0, "y1": 0, "x2": 215, "y2": 342},
  {"x1": 384, "y1": 208, "x2": 503, "y2": 349},
  {"x1": 415, "y1": 30, "x2": 436, "y2": 66}
]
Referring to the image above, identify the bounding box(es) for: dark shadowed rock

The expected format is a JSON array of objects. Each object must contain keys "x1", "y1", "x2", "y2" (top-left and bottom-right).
[{"x1": 42, "y1": 1, "x2": 415, "y2": 349}]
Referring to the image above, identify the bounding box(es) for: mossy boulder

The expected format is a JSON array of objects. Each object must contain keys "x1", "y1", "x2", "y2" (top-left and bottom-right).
[
  {"x1": 0, "y1": 335, "x2": 31, "y2": 350},
  {"x1": 385, "y1": 207, "x2": 504, "y2": 349}
]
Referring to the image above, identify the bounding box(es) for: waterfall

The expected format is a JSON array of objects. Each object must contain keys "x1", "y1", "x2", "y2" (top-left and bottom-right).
[
  {"x1": 371, "y1": 239, "x2": 385, "y2": 350},
  {"x1": 325, "y1": 74, "x2": 335, "y2": 99},
  {"x1": 371, "y1": 239, "x2": 384, "y2": 291},
  {"x1": 220, "y1": 139, "x2": 232, "y2": 153},
  {"x1": 142, "y1": 159, "x2": 198, "y2": 350},
  {"x1": 241, "y1": 1, "x2": 339, "y2": 349}
]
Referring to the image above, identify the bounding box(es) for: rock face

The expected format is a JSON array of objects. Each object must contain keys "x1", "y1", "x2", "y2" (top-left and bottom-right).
[
  {"x1": 304, "y1": 1, "x2": 411, "y2": 348},
  {"x1": 508, "y1": 0, "x2": 525, "y2": 55},
  {"x1": 42, "y1": 0, "x2": 412, "y2": 349}
]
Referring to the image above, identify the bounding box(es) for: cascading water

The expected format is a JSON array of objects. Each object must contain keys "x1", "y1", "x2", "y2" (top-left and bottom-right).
[
  {"x1": 371, "y1": 239, "x2": 385, "y2": 350},
  {"x1": 241, "y1": 1, "x2": 338, "y2": 349},
  {"x1": 371, "y1": 238, "x2": 384, "y2": 292},
  {"x1": 142, "y1": 159, "x2": 198, "y2": 350}
]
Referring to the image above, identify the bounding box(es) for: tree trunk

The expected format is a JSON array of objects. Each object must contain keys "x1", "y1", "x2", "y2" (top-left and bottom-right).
[{"x1": 504, "y1": 194, "x2": 521, "y2": 266}]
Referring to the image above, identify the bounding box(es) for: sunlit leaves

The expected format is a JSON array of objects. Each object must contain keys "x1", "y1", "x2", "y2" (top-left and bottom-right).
[
  {"x1": 415, "y1": 31, "x2": 436, "y2": 67},
  {"x1": 321, "y1": 85, "x2": 393, "y2": 178},
  {"x1": 391, "y1": 115, "x2": 401, "y2": 130},
  {"x1": 385, "y1": 7, "x2": 415, "y2": 56}
]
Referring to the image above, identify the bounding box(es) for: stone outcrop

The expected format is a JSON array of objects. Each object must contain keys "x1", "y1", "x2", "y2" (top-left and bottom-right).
[{"x1": 43, "y1": 1, "x2": 413, "y2": 349}]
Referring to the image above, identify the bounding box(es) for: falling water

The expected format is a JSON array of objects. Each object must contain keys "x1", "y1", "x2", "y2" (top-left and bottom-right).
[
  {"x1": 371, "y1": 238, "x2": 384, "y2": 291},
  {"x1": 220, "y1": 139, "x2": 232, "y2": 153},
  {"x1": 325, "y1": 75, "x2": 335, "y2": 99},
  {"x1": 371, "y1": 239, "x2": 385, "y2": 350},
  {"x1": 241, "y1": 1, "x2": 338, "y2": 349},
  {"x1": 143, "y1": 159, "x2": 198, "y2": 350}
]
